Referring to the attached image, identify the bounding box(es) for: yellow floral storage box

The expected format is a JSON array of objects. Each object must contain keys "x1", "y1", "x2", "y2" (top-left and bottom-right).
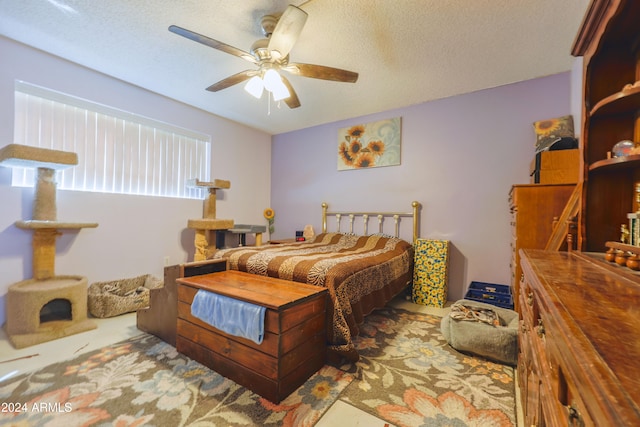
[{"x1": 412, "y1": 239, "x2": 450, "y2": 308}]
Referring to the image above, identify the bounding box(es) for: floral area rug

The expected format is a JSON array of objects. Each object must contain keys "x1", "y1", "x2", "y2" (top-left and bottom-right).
[
  {"x1": 0, "y1": 333, "x2": 353, "y2": 426},
  {"x1": 0, "y1": 306, "x2": 516, "y2": 427},
  {"x1": 341, "y1": 307, "x2": 517, "y2": 427}
]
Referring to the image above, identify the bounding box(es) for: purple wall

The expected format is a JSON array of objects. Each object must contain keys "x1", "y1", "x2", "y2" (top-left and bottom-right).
[
  {"x1": 271, "y1": 73, "x2": 572, "y2": 302},
  {"x1": 0, "y1": 36, "x2": 272, "y2": 326}
]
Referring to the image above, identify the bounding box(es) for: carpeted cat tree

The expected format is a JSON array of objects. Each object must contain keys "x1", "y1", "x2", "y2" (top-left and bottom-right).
[
  {"x1": 0, "y1": 144, "x2": 98, "y2": 348},
  {"x1": 186, "y1": 178, "x2": 234, "y2": 261}
]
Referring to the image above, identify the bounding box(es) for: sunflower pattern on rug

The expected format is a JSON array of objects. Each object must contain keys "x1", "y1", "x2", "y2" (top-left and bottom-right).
[
  {"x1": 0, "y1": 334, "x2": 353, "y2": 426},
  {"x1": 341, "y1": 307, "x2": 516, "y2": 427}
]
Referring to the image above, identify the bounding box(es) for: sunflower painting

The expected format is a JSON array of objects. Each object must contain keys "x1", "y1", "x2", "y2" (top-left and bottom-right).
[{"x1": 337, "y1": 117, "x2": 401, "y2": 170}]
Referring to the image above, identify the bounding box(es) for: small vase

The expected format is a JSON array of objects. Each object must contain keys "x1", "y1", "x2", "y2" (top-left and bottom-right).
[
  {"x1": 615, "y1": 251, "x2": 629, "y2": 266},
  {"x1": 627, "y1": 255, "x2": 640, "y2": 271},
  {"x1": 612, "y1": 140, "x2": 635, "y2": 157}
]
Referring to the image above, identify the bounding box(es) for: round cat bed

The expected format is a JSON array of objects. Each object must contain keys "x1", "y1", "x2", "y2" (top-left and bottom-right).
[
  {"x1": 88, "y1": 274, "x2": 163, "y2": 318},
  {"x1": 440, "y1": 299, "x2": 518, "y2": 365}
]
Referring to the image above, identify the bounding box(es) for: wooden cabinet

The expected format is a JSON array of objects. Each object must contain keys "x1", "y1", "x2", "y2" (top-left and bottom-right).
[
  {"x1": 518, "y1": 249, "x2": 640, "y2": 426},
  {"x1": 509, "y1": 184, "x2": 574, "y2": 311},
  {"x1": 175, "y1": 270, "x2": 327, "y2": 403},
  {"x1": 572, "y1": 0, "x2": 640, "y2": 252}
]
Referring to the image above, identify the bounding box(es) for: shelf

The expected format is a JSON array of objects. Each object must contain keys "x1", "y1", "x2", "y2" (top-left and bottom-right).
[
  {"x1": 186, "y1": 178, "x2": 230, "y2": 189},
  {"x1": 0, "y1": 144, "x2": 78, "y2": 170},
  {"x1": 589, "y1": 82, "x2": 640, "y2": 117},
  {"x1": 605, "y1": 241, "x2": 640, "y2": 255},
  {"x1": 187, "y1": 218, "x2": 234, "y2": 230},
  {"x1": 15, "y1": 220, "x2": 98, "y2": 230},
  {"x1": 589, "y1": 154, "x2": 640, "y2": 172}
]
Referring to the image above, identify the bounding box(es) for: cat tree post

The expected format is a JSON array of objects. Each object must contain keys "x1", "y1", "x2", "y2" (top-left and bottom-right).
[{"x1": 187, "y1": 179, "x2": 234, "y2": 261}]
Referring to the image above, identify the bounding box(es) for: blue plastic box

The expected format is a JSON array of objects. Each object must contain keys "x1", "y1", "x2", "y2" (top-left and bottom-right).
[{"x1": 464, "y1": 281, "x2": 513, "y2": 309}]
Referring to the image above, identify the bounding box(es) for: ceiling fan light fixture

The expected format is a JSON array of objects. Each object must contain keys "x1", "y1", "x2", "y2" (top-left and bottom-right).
[
  {"x1": 244, "y1": 75, "x2": 264, "y2": 98},
  {"x1": 271, "y1": 82, "x2": 290, "y2": 101},
  {"x1": 263, "y1": 69, "x2": 282, "y2": 91},
  {"x1": 263, "y1": 69, "x2": 290, "y2": 101}
]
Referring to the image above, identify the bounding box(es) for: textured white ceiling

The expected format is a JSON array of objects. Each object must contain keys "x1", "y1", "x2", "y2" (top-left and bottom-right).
[{"x1": 0, "y1": 0, "x2": 590, "y2": 135}]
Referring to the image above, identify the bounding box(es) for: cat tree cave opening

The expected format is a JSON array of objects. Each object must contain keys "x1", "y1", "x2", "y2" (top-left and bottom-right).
[{"x1": 40, "y1": 298, "x2": 72, "y2": 323}]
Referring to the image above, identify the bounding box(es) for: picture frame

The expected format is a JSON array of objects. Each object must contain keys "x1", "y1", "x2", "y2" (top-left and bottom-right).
[{"x1": 337, "y1": 117, "x2": 401, "y2": 170}]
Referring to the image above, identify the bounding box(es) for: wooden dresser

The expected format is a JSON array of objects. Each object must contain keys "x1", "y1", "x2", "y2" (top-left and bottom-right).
[
  {"x1": 509, "y1": 184, "x2": 574, "y2": 311},
  {"x1": 518, "y1": 249, "x2": 640, "y2": 426}
]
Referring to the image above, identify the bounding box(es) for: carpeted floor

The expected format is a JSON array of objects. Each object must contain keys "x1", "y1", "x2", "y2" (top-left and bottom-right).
[
  {"x1": 0, "y1": 333, "x2": 352, "y2": 426},
  {"x1": 339, "y1": 307, "x2": 516, "y2": 426},
  {"x1": 0, "y1": 306, "x2": 516, "y2": 426}
]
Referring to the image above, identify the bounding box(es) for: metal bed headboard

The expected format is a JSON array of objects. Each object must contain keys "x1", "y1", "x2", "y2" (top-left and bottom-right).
[{"x1": 321, "y1": 201, "x2": 421, "y2": 244}]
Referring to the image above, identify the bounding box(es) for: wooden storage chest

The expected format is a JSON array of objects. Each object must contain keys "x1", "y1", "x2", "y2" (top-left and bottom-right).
[
  {"x1": 176, "y1": 270, "x2": 327, "y2": 403},
  {"x1": 530, "y1": 149, "x2": 580, "y2": 184}
]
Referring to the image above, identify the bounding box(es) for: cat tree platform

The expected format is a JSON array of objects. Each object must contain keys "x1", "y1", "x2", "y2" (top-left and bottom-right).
[{"x1": 0, "y1": 143, "x2": 78, "y2": 170}]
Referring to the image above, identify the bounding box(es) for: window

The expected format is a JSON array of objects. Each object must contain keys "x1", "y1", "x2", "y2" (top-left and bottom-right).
[{"x1": 12, "y1": 81, "x2": 210, "y2": 199}]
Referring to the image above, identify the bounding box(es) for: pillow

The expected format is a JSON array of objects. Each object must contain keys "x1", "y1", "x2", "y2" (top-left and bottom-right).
[{"x1": 533, "y1": 115, "x2": 574, "y2": 153}]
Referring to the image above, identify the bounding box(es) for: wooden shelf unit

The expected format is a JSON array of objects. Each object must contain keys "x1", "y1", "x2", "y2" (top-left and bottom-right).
[{"x1": 572, "y1": 0, "x2": 640, "y2": 253}]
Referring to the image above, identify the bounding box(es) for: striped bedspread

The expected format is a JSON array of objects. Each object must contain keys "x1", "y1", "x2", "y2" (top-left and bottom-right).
[{"x1": 211, "y1": 233, "x2": 414, "y2": 360}]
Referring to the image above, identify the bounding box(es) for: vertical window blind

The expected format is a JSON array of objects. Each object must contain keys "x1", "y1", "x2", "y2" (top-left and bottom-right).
[{"x1": 12, "y1": 81, "x2": 211, "y2": 199}]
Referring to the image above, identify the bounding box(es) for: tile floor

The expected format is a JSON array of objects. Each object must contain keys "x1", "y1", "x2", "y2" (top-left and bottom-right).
[{"x1": 0, "y1": 297, "x2": 521, "y2": 426}]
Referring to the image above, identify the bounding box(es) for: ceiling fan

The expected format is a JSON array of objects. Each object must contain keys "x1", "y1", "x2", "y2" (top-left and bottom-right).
[{"x1": 169, "y1": 4, "x2": 358, "y2": 109}]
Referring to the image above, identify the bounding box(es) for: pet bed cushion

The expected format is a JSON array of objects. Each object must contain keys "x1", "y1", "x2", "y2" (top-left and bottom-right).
[
  {"x1": 88, "y1": 274, "x2": 163, "y2": 318},
  {"x1": 440, "y1": 299, "x2": 518, "y2": 365}
]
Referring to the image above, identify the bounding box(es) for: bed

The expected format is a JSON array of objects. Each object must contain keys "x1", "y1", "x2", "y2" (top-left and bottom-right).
[{"x1": 210, "y1": 201, "x2": 420, "y2": 361}]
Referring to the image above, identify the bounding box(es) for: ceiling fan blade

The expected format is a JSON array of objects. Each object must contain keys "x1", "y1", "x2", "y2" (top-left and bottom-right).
[
  {"x1": 280, "y1": 75, "x2": 301, "y2": 108},
  {"x1": 169, "y1": 25, "x2": 257, "y2": 64},
  {"x1": 268, "y1": 5, "x2": 308, "y2": 60},
  {"x1": 206, "y1": 70, "x2": 258, "y2": 92},
  {"x1": 283, "y1": 63, "x2": 358, "y2": 83}
]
